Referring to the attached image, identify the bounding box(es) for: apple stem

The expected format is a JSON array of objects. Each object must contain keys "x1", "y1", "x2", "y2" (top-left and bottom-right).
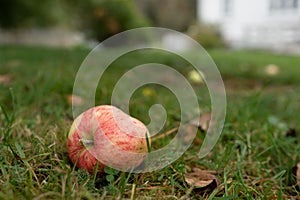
[{"x1": 145, "y1": 131, "x2": 151, "y2": 153}]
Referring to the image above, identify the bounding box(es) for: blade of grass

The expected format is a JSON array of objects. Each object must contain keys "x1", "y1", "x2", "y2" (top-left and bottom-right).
[
  {"x1": 0, "y1": 104, "x2": 10, "y2": 123},
  {"x1": 15, "y1": 142, "x2": 25, "y2": 159}
]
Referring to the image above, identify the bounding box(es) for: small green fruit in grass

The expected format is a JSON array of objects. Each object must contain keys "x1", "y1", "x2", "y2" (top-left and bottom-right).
[{"x1": 67, "y1": 105, "x2": 150, "y2": 173}]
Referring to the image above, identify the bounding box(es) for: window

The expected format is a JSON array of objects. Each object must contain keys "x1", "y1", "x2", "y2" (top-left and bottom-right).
[{"x1": 270, "y1": 0, "x2": 298, "y2": 10}]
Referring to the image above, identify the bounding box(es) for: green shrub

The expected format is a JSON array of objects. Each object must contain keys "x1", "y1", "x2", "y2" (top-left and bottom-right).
[
  {"x1": 0, "y1": 0, "x2": 149, "y2": 42},
  {"x1": 66, "y1": 0, "x2": 150, "y2": 41},
  {"x1": 0, "y1": 0, "x2": 63, "y2": 29},
  {"x1": 187, "y1": 23, "x2": 226, "y2": 48}
]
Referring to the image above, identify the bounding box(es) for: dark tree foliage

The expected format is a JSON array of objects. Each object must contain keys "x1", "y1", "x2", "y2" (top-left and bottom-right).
[
  {"x1": 0, "y1": 0, "x2": 57, "y2": 29},
  {"x1": 64, "y1": 0, "x2": 149, "y2": 41},
  {"x1": 0, "y1": 0, "x2": 149, "y2": 41}
]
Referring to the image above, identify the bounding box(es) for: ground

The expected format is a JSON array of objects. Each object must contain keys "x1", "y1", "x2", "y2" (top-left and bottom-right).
[{"x1": 0, "y1": 45, "x2": 300, "y2": 199}]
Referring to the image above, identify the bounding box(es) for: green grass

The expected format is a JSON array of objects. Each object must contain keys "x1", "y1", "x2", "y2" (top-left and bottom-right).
[{"x1": 0, "y1": 45, "x2": 300, "y2": 199}]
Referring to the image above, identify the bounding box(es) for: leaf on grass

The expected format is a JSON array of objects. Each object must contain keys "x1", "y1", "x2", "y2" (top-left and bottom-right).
[
  {"x1": 188, "y1": 69, "x2": 204, "y2": 84},
  {"x1": 264, "y1": 64, "x2": 279, "y2": 76},
  {"x1": 190, "y1": 112, "x2": 212, "y2": 131},
  {"x1": 292, "y1": 162, "x2": 300, "y2": 187},
  {"x1": 185, "y1": 167, "x2": 220, "y2": 188},
  {"x1": 15, "y1": 142, "x2": 26, "y2": 159},
  {"x1": 142, "y1": 87, "x2": 156, "y2": 97},
  {"x1": 67, "y1": 95, "x2": 84, "y2": 106},
  {"x1": 179, "y1": 124, "x2": 199, "y2": 145},
  {"x1": 0, "y1": 74, "x2": 13, "y2": 85}
]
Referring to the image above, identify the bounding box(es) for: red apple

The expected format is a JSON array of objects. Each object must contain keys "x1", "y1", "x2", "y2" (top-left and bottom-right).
[{"x1": 67, "y1": 105, "x2": 150, "y2": 173}]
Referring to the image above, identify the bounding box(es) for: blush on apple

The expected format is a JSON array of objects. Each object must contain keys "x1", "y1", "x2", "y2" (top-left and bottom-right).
[{"x1": 67, "y1": 105, "x2": 150, "y2": 173}]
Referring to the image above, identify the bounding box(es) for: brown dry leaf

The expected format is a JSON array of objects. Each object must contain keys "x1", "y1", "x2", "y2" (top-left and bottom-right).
[
  {"x1": 67, "y1": 95, "x2": 84, "y2": 106},
  {"x1": 180, "y1": 124, "x2": 199, "y2": 145},
  {"x1": 190, "y1": 112, "x2": 212, "y2": 131},
  {"x1": 0, "y1": 74, "x2": 13, "y2": 85},
  {"x1": 185, "y1": 167, "x2": 220, "y2": 188},
  {"x1": 152, "y1": 113, "x2": 210, "y2": 142}
]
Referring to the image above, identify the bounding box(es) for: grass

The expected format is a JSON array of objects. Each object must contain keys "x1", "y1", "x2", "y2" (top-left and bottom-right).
[{"x1": 0, "y1": 45, "x2": 300, "y2": 199}]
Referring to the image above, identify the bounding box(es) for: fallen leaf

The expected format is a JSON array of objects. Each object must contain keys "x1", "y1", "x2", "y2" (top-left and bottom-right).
[
  {"x1": 292, "y1": 162, "x2": 300, "y2": 187},
  {"x1": 265, "y1": 64, "x2": 279, "y2": 76},
  {"x1": 67, "y1": 95, "x2": 84, "y2": 106},
  {"x1": 190, "y1": 112, "x2": 212, "y2": 131},
  {"x1": 179, "y1": 124, "x2": 199, "y2": 145},
  {"x1": 152, "y1": 112, "x2": 210, "y2": 142},
  {"x1": 188, "y1": 69, "x2": 204, "y2": 84},
  {"x1": 142, "y1": 87, "x2": 156, "y2": 97},
  {"x1": 185, "y1": 167, "x2": 220, "y2": 188},
  {"x1": 0, "y1": 74, "x2": 13, "y2": 85}
]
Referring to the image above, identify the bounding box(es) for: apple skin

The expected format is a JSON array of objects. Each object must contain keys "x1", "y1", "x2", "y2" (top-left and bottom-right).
[{"x1": 67, "y1": 105, "x2": 150, "y2": 173}]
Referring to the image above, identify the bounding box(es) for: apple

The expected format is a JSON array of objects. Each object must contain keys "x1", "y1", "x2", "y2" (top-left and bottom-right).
[{"x1": 67, "y1": 105, "x2": 150, "y2": 173}]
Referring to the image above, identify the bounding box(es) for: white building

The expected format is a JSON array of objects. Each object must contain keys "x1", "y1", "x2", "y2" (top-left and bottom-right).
[{"x1": 198, "y1": 0, "x2": 300, "y2": 51}]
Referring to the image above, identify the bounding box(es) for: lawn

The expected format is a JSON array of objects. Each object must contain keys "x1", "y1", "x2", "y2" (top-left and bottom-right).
[{"x1": 0, "y1": 45, "x2": 300, "y2": 199}]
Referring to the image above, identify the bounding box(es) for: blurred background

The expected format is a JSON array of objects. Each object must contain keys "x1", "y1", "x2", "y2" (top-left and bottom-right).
[
  {"x1": 0, "y1": 0, "x2": 300, "y2": 53},
  {"x1": 0, "y1": 0, "x2": 198, "y2": 47}
]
